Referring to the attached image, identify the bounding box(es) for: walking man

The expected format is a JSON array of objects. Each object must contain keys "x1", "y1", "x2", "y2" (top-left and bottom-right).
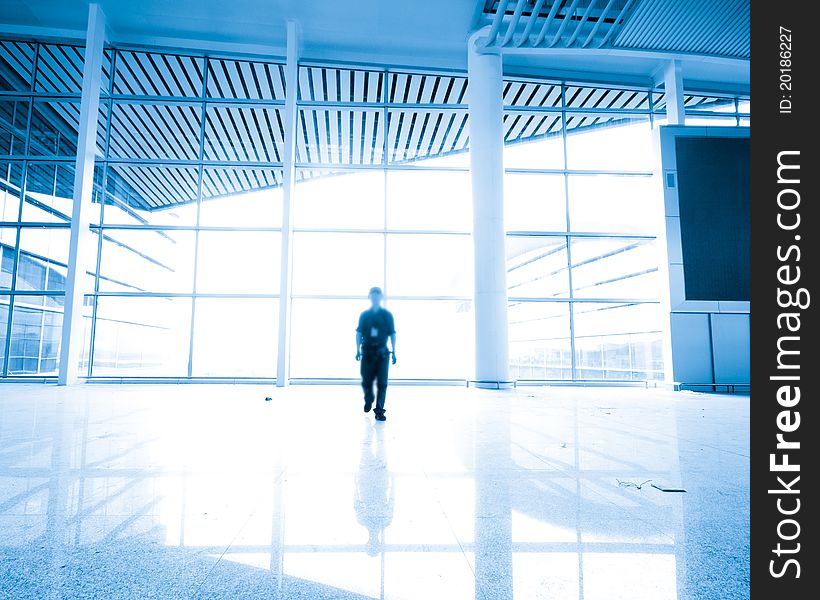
[{"x1": 356, "y1": 287, "x2": 396, "y2": 422}]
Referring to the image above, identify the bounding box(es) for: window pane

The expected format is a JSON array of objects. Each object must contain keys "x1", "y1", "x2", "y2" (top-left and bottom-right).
[
  {"x1": 509, "y1": 301, "x2": 572, "y2": 380},
  {"x1": 292, "y1": 298, "x2": 472, "y2": 380},
  {"x1": 653, "y1": 93, "x2": 736, "y2": 114},
  {"x1": 292, "y1": 232, "x2": 383, "y2": 296},
  {"x1": 504, "y1": 80, "x2": 562, "y2": 108},
  {"x1": 23, "y1": 163, "x2": 75, "y2": 223},
  {"x1": 33, "y1": 44, "x2": 84, "y2": 93},
  {"x1": 30, "y1": 101, "x2": 79, "y2": 157},
  {"x1": 206, "y1": 58, "x2": 286, "y2": 100},
  {"x1": 565, "y1": 114, "x2": 654, "y2": 171},
  {"x1": 295, "y1": 170, "x2": 384, "y2": 230},
  {"x1": 113, "y1": 51, "x2": 204, "y2": 97},
  {"x1": 191, "y1": 298, "x2": 278, "y2": 377},
  {"x1": 79, "y1": 294, "x2": 93, "y2": 375},
  {"x1": 30, "y1": 100, "x2": 108, "y2": 159},
  {"x1": 503, "y1": 111, "x2": 564, "y2": 169},
  {"x1": 386, "y1": 170, "x2": 470, "y2": 231},
  {"x1": 506, "y1": 236, "x2": 569, "y2": 299},
  {"x1": 196, "y1": 231, "x2": 281, "y2": 294},
  {"x1": 386, "y1": 234, "x2": 471, "y2": 297},
  {"x1": 570, "y1": 238, "x2": 660, "y2": 300},
  {"x1": 386, "y1": 299, "x2": 473, "y2": 379},
  {"x1": 8, "y1": 295, "x2": 64, "y2": 375},
  {"x1": 0, "y1": 99, "x2": 29, "y2": 156},
  {"x1": 567, "y1": 175, "x2": 660, "y2": 234},
  {"x1": 573, "y1": 302, "x2": 664, "y2": 381},
  {"x1": 103, "y1": 164, "x2": 199, "y2": 226},
  {"x1": 290, "y1": 298, "x2": 363, "y2": 379},
  {"x1": 389, "y1": 72, "x2": 467, "y2": 105},
  {"x1": 0, "y1": 40, "x2": 35, "y2": 92},
  {"x1": 24, "y1": 163, "x2": 104, "y2": 227},
  {"x1": 200, "y1": 167, "x2": 283, "y2": 227},
  {"x1": 98, "y1": 229, "x2": 195, "y2": 293},
  {"x1": 15, "y1": 227, "x2": 70, "y2": 292},
  {"x1": 504, "y1": 173, "x2": 566, "y2": 232},
  {"x1": 0, "y1": 294, "x2": 7, "y2": 373},
  {"x1": 298, "y1": 66, "x2": 383, "y2": 103},
  {"x1": 0, "y1": 161, "x2": 24, "y2": 221},
  {"x1": 91, "y1": 296, "x2": 191, "y2": 377},
  {"x1": 565, "y1": 85, "x2": 650, "y2": 111},
  {"x1": 297, "y1": 108, "x2": 384, "y2": 166},
  {"x1": 110, "y1": 102, "x2": 202, "y2": 160},
  {"x1": 387, "y1": 109, "x2": 469, "y2": 165},
  {"x1": 203, "y1": 105, "x2": 285, "y2": 162},
  {"x1": 685, "y1": 95, "x2": 736, "y2": 113},
  {"x1": 1, "y1": 229, "x2": 15, "y2": 289}
]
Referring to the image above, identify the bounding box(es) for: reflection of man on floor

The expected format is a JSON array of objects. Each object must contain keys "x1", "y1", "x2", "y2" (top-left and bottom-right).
[
  {"x1": 354, "y1": 420, "x2": 394, "y2": 556},
  {"x1": 356, "y1": 287, "x2": 396, "y2": 422}
]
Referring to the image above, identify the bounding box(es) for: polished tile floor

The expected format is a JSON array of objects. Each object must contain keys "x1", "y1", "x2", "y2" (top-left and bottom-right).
[{"x1": 0, "y1": 384, "x2": 749, "y2": 599}]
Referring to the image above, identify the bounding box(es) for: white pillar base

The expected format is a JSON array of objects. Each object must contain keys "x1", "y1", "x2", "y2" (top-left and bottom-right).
[{"x1": 470, "y1": 380, "x2": 517, "y2": 390}]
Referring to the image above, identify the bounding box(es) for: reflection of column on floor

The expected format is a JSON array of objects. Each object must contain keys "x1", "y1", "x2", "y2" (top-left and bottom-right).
[
  {"x1": 44, "y1": 393, "x2": 75, "y2": 593},
  {"x1": 267, "y1": 409, "x2": 287, "y2": 599},
  {"x1": 266, "y1": 470, "x2": 285, "y2": 598},
  {"x1": 72, "y1": 393, "x2": 91, "y2": 547},
  {"x1": 474, "y1": 396, "x2": 513, "y2": 600}
]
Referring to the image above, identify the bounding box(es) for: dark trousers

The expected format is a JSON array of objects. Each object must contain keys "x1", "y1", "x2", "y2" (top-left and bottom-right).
[{"x1": 361, "y1": 349, "x2": 389, "y2": 416}]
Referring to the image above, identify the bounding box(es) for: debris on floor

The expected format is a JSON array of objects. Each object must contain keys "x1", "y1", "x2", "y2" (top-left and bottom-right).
[
  {"x1": 617, "y1": 479, "x2": 688, "y2": 493},
  {"x1": 617, "y1": 479, "x2": 652, "y2": 490}
]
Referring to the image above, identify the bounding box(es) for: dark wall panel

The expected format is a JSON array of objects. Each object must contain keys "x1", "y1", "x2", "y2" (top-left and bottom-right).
[{"x1": 675, "y1": 136, "x2": 750, "y2": 301}]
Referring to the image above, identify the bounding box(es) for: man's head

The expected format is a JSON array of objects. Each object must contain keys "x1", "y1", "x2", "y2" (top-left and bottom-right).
[{"x1": 368, "y1": 286, "x2": 383, "y2": 309}]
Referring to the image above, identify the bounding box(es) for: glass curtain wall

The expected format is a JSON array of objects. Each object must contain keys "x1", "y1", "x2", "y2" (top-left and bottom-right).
[
  {"x1": 503, "y1": 80, "x2": 749, "y2": 381},
  {"x1": 0, "y1": 40, "x2": 108, "y2": 376},
  {"x1": 1, "y1": 40, "x2": 286, "y2": 378},
  {"x1": 289, "y1": 66, "x2": 473, "y2": 380},
  {"x1": 90, "y1": 50, "x2": 286, "y2": 378},
  {"x1": 0, "y1": 36, "x2": 749, "y2": 381}
]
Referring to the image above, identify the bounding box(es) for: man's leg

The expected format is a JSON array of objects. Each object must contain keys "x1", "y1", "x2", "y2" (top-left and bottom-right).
[
  {"x1": 361, "y1": 354, "x2": 376, "y2": 412},
  {"x1": 374, "y1": 354, "x2": 389, "y2": 419}
]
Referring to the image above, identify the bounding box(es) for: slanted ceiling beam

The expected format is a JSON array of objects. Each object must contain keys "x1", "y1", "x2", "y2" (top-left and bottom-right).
[
  {"x1": 484, "y1": 0, "x2": 631, "y2": 50},
  {"x1": 480, "y1": 0, "x2": 748, "y2": 58}
]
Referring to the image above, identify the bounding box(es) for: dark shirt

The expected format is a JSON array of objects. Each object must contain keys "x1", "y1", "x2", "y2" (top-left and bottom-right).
[{"x1": 357, "y1": 308, "x2": 395, "y2": 353}]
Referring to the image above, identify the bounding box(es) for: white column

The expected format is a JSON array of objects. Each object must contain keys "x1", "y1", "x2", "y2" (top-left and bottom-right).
[
  {"x1": 663, "y1": 59, "x2": 685, "y2": 125},
  {"x1": 58, "y1": 4, "x2": 106, "y2": 385},
  {"x1": 276, "y1": 21, "x2": 299, "y2": 387},
  {"x1": 468, "y1": 30, "x2": 513, "y2": 389}
]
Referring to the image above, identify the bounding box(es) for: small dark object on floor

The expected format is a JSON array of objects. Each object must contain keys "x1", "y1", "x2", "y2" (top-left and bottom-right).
[
  {"x1": 264, "y1": 397, "x2": 272, "y2": 402},
  {"x1": 651, "y1": 484, "x2": 687, "y2": 493}
]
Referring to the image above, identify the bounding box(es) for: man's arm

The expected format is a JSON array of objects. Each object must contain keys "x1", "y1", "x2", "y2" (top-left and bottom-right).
[
  {"x1": 388, "y1": 312, "x2": 397, "y2": 363},
  {"x1": 356, "y1": 331, "x2": 363, "y2": 360}
]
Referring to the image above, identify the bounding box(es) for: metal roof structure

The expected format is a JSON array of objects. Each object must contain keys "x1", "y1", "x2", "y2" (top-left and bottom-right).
[
  {"x1": 1, "y1": 39, "x2": 738, "y2": 215},
  {"x1": 481, "y1": 0, "x2": 750, "y2": 59}
]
